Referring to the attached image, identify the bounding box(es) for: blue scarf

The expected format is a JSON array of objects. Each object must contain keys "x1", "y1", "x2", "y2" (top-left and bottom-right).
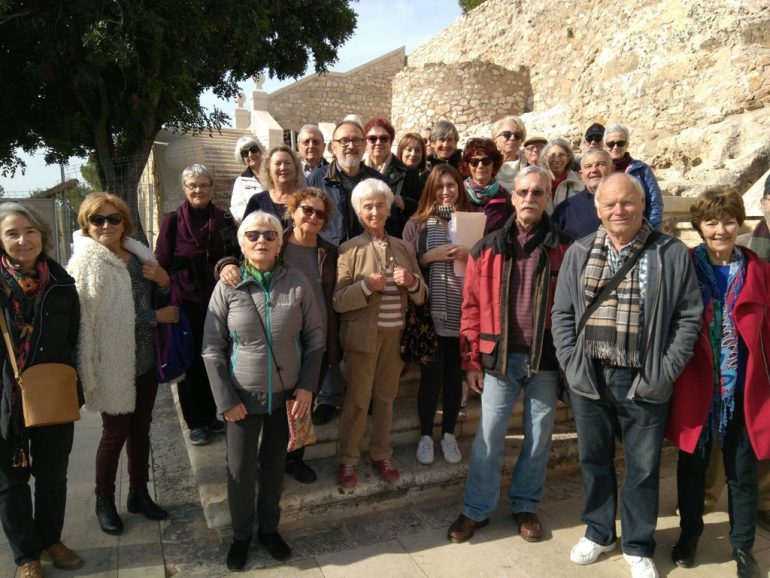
[{"x1": 464, "y1": 177, "x2": 500, "y2": 206}]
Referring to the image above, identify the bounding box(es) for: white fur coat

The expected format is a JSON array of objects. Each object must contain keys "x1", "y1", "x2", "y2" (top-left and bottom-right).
[{"x1": 67, "y1": 233, "x2": 158, "y2": 414}]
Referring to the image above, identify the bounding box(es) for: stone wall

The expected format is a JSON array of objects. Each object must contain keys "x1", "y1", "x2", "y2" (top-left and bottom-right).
[{"x1": 267, "y1": 47, "x2": 406, "y2": 131}]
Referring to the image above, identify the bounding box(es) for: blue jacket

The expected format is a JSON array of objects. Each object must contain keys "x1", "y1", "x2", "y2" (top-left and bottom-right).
[{"x1": 626, "y1": 158, "x2": 663, "y2": 230}]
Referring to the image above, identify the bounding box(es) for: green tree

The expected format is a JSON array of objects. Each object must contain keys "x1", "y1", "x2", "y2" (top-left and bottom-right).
[
  {"x1": 0, "y1": 0, "x2": 357, "y2": 238},
  {"x1": 458, "y1": 0, "x2": 486, "y2": 13}
]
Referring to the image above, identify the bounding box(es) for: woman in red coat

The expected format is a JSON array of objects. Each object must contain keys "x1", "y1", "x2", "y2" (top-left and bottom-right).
[{"x1": 667, "y1": 190, "x2": 770, "y2": 577}]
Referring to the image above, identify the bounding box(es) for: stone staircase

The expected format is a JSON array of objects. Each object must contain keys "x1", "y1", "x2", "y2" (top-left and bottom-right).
[{"x1": 173, "y1": 364, "x2": 581, "y2": 539}]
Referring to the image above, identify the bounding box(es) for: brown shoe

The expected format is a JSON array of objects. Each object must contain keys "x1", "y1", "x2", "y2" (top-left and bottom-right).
[
  {"x1": 447, "y1": 514, "x2": 489, "y2": 543},
  {"x1": 43, "y1": 541, "x2": 84, "y2": 570},
  {"x1": 20, "y1": 560, "x2": 44, "y2": 578},
  {"x1": 514, "y1": 511, "x2": 542, "y2": 542}
]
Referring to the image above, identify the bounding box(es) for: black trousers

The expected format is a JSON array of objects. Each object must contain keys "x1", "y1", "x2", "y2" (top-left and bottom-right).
[
  {"x1": 418, "y1": 335, "x2": 462, "y2": 436},
  {"x1": 226, "y1": 410, "x2": 288, "y2": 540},
  {"x1": 0, "y1": 422, "x2": 74, "y2": 565},
  {"x1": 177, "y1": 300, "x2": 217, "y2": 429},
  {"x1": 677, "y1": 399, "x2": 758, "y2": 551}
]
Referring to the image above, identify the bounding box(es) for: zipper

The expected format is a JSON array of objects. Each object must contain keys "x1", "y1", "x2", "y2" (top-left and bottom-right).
[
  {"x1": 230, "y1": 329, "x2": 241, "y2": 378},
  {"x1": 264, "y1": 286, "x2": 273, "y2": 414}
]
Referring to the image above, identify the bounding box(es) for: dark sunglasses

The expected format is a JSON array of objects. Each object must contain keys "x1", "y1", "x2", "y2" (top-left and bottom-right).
[
  {"x1": 468, "y1": 157, "x2": 493, "y2": 168},
  {"x1": 366, "y1": 135, "x2": 391, "y2": 144},
  {"x1": 498, "y1": 131, "x2": 523, "y2": 141},
  {"x1": 585, "y1": 135, "x2": 603, "y2": 143},
  {"x1": 240, "y1": 145, "x2": 261, "y2": 157},
  {"x1": 514, "y1": 187, "x2": 546, "y2": 198},
  {"x1": 299, "y1": 205, "x2": 326, "y2": 220},
  {"x1": 606, "y1": 140, "x2": 627, "y2": 149},
  {"x1": 244, "y1": 230, "x2": 278, "y2": 242},
  {"x1": 88, "y1": 213, "x2": 123, "y2": 226}
]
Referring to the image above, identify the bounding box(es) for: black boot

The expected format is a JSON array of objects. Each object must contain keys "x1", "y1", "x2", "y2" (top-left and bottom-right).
[
  {"x1": 96, "y1": 495, "x2": 123, "y2": 535},
  {"x1": 258, "y1": 531, "x2": 291, "y2": 561},
  {"x1": 127, "y1": 487, "x2": 168, "y2": 520},
  {"x1": 226, "y1": 535, "x2": 251, "y2": 571},
  {"x1": 671, "y1": 534, "x2": 699, "y2": 568},
  {"x1": 733, "y1": 548, "x2": 760, "y2": 578}
]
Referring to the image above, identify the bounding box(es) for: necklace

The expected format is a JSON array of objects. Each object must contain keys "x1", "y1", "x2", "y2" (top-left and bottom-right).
[{"x1": 366, "y1": 232, "x2": 396, "y2": 274}]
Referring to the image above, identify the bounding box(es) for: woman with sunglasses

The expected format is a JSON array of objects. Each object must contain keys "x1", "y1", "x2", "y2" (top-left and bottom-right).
[
  {"x1": 203, "y1": 210, "x2": 325, "y2": 570},
  {"x1": 242, "y1": 145, "x2": 304, "y2": 231},
  {"x1": 68, "y1": 193, "x2": 178, "y2": 536},
  {"x1": 604, "y1": 123, "x2": 664, "y2": 230},
  {"x1": 231, "y1": 136, "x2": 265, "y2": 223},
  {"x1": 155, "y1": 164, "x2": 240, "y2": 447},
  {"x1": 492, "y1": 116, "x2": 528, "y2": 193},
  {"x1": 363, "y1": 117, "x2": 422, "y2": 237},
  {"x1": 461, "y1": 138, "x2": 511, "y2": 234},
  {"x1": 540, "y1": 137, "x2": 583, "y2": 210}
]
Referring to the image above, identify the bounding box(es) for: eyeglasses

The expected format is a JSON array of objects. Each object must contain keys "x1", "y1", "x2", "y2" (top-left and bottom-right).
[
  {"x1": 88, "y1": 213, "x2": 123, "y2": 226},
  {"x1": 333, "y1": 137, "x2": 364, "y2": 147},
  {"x1": 299, "y1": 205, "x2": 326, "y2": 220},
  {"x1": 299, "y1": 138, "x2": 322, "y2": 146},
  {"x1": 468, "y1": 157, "x2": 493, "y2": 168},
  {"x1": 547, "y1": 153, "x2": 568, "y2": 161},
  {"x1": 240, "y1": 145, "x2": 261, "y2": 157},
  {"x1": 585, "y1": 136, "x2": 603, "y2": 144},
  {"x1": 524, "y1": 144, "x2": 545, "y2": 152},
  {"x1": 184, "y1": 182, "x2": 212, "y2": 191},
  {"x1": 514, "y1": 187, "x2": 546, "y2": 198},
  {"x1": 606, "y1": 140, "x2": 627, "y2": 149},
  {"x1": 366, "y1": 135, "x2": 390, "y2": 144},
  {"x1": 244, "y1": 230, "x2": 279, "y2": 242},
  {"x1": 497, "y1": 131, "x2": 523, "y2": 141}
]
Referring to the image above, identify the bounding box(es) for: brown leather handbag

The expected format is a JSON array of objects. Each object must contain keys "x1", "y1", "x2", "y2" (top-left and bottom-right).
[{"x1": 0, "y1": 313, "x2": 80, "y2": 428}]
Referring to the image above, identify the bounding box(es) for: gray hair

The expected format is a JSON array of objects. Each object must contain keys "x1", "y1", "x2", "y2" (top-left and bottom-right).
[
  {"x1": 234, "y1": 135, "x2": 264, "y2": 164},
  {"x1": 581, "y1": 148, "x2": 613, "y2": 167},
  {"x1": 298, "y1": 124, "x2": 324, "y2": 142},
  {"x1": 604, "y1": 123, "x2": 630, "y2": 142},
  {"x1": 514, "y1": 165, "x2": 553, "y2": 197},
  {"x1": 332, "y1": 119, "x2": 364, "y2": 138},
  {"x1": 260, "y1": 145, "x2": 304, "y2": 191},
  {"x1": 492, "y1": 115, "x2": 527, "y2": 141},
  {"x1": 430, "y1": 120, "x2": 459, "y2": 144},
  {"x1": 594, "y1": 173, "x2": 645, "y2": 209},
  {"x1": 540, "y1": 138, "x2": 576, "y2": 167},
  {"x1": 237, "y1": 210, "x2": 284, "y2": 251},
  {"x1": 351, "y1": 179, "x2": 394, "y2": 217},
  {"x1": 181, "y1": 164, "x2": 213, "y2": 187},
  {"x1": 0, "y1": 202, "x2": 53, "y2": 256}
]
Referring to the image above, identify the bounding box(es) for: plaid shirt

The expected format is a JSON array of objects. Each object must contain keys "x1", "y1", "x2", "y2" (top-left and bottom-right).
[{"x1": 605, "y1": 232, "x2": 648, "y2": 308}]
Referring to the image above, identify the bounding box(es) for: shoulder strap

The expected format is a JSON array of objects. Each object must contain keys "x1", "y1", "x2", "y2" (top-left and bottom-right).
[
  {"x1": 249, "y1": 290, "x2": 287, "y2": 392},
  {"x1": 0, "y1": 313, "x2": 21, "y2": 380}
]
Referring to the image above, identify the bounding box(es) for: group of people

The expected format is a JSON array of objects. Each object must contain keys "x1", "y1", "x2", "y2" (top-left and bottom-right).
[{"x1": 0, "y1": 112, "x2": 767, "y2": 578}]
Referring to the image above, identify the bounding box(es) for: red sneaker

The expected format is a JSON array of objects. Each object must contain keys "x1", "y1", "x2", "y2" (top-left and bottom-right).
[
  {"x1": 338, "y1": 463, "x2": 357, "y2": 489},
  {"x1": 371, "y1": 458, "x2": 400, "y2": 482}
]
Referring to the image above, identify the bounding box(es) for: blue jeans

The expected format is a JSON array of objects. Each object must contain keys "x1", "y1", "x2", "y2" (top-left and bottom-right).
[
  {"x1": 570, "y1": 364, "x2": 670, "y2": 558},
  {"x1": 463, "y1": 352, "x2": 559, "y2": 521}
]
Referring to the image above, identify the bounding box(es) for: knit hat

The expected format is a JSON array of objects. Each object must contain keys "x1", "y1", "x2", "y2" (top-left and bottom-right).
[{"x1": 585, "y1": 123, "x2": 605, "y2": 141}]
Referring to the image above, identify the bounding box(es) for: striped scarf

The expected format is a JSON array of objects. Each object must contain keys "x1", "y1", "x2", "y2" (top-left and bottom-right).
[
  {"x1": 426, "y1": 204, "x2": 463, "y2": 335},
  {"x1": 583, "y1": 224, "x2": 652, "y2": 367}
]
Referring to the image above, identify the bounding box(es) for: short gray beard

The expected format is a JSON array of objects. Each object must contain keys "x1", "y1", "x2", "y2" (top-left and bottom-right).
[{"x1": 337, "y1": 156, "x2": 362, "y2": 171}]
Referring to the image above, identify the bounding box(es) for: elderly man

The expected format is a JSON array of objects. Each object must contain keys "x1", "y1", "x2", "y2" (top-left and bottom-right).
[
  {"x1": 297, "y1": 124, "x2": 328, "y2": 177},
  {"x1": 552, "y1": 148, "x2": 611, "y2": 238},
  {"x1": 305, "y1": 120, "x2": 387, "y2": 247},
  {"x1": 572, "y1": 123, "x2": 606, "y2": 171},
  {"x1": 522, "y1": 135, "x2": 547, "y2": 167},
  {"x1": 447, "y1": 165, "x2": 572, "y2": 545},
  {"x1": 552, "y1": 173, "x2": 702, "y2": 578}
]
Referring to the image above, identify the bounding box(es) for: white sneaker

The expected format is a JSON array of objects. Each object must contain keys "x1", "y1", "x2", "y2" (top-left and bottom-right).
[
  {"x1": 416, "y1": 435, "x2": 434, "y2": 465},
  {"x1": 570, "y1": 537, "x2": 617, "y2": 565},
  {"x1": 440, "y1": 433, "x2": 462, "y2": 464},
  {"x1": 623, "y1": 554, "x2": 658, "y2": 578}
]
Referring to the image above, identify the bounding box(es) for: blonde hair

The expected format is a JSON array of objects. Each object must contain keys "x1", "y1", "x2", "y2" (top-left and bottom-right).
[{"x1": 77, "y1": 193, "x2": 133, "y2": 240}]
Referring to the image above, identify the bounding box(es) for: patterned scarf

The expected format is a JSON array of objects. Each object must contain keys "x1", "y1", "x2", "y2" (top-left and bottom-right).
[
  {"x1": 693, "y1": 244, "x2": 745, "y2": 448},
  {"x1": 465, "y1": 177, "x2": 500, "y2": 206},
  {"x1": 583, "y1": 224, "x2": 652, "y2": 367},
  {"x1": 426, "y1": 204, "x2": 463, "y2": 335},
  {"x1": 745, "y1": 218, "x2": 770, "y2": 261}
]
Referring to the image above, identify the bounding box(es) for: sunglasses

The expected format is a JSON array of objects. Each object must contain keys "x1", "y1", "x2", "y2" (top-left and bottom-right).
[
  {"x1": 366, "y1": 135, "x2": 390, "y2": 144},
  {"x1": 299, "y1": 205, "x2": 326, "y2": 220},
  {"x1": 240, "y1": 145, "x2": 261, "y2": 157},
  {"x1": 586, "y1": 135, "x2": 603, "y2": 144},
  {"x1": 524, "y1": 144, "x2": 545, "y2": 152},
  {"x1": 468, "y1": 157, "x2": 493, "y2": 168},
  {"x1": 244, "y1": 230, "x2": 279, "y2": 242},
  {"x1": 498, "y1": 131, "x2": 523, "y2": 141},
  {"x1": 606, "y1": 140, "x2": 627, "y2": 149},
  {"x1": 88, "y1": 213, "x2": 123, "y2": 226},
  {"x1": 514, "y1": 187, "x2": 546, "y2": 198}
]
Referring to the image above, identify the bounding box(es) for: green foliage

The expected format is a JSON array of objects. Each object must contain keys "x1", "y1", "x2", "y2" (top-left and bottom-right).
[
  {"x1": 459, "y1": 0, "x2": 486, "y2": 14},
  {"x1": 80, "y1": 159, "x2": 103, "y2": 192}
]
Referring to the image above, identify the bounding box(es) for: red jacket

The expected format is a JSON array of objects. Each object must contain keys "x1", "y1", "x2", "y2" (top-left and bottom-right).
[
  {"x1": 460, "y1": 213, "x2": 570, "y2": 377},
  {"x1": 666, "y1": 247, "x2": 770, "y2": 459}
]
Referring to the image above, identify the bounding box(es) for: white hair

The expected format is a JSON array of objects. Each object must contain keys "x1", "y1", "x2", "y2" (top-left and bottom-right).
[
  {"x1": 604, "y1": 123, "x2": 630, "y2": 142},
  {"x1": 594, "y1": 173, "x2": 645, "y2": 209},
  {"x1": 237, "y1": 210, "x2": 283, "y2": 250},
  {"x1": 350, "y1": 179, "x2": 394, "y2": 216},
  {"x1": 234, "y1": 135, "x2": 264, "y2": 163},
  {"x1": 515, "y1": 165, "x2": 552, "y2": 197}
]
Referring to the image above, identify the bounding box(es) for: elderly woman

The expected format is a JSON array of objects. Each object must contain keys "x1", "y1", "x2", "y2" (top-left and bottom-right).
[
  {"x1": 667, "y1": 191, "x2": 770, "y2": 576},
  {"x1": 426, "y1": 120, "x2": 462, "y2": 171},
  {"x1": 155, "y1": 164, "x2": 240, "y2": 447},
  {"x1": 0, "y1": 204, "x2": 82, "y2": 576},
  {"x1": 403, "y1": 165, "x2": 472, "y2": 466},
  {"x1": 541, "y1": 138, "x2": 583, "y2": 209},
  {"x1": 364, "y1": 117, "x2": 422, "y2": 237},
  {"x1": 243, "y1": 145, "x2": 304, "y2": 230},
  {"x1": 334, "y1": 179, "x2": 427, "y2": 489},
  {"x1": 604, "y1": 123, "x2": 664, "y2": 230},
  {"x1": 230, "y1": 136, "x2": 265, "y2": 223},
  {"x1": 203, "y1": 210, "x2": 324, "y2": 570},
  {"x1": 461, "y1": 138, "x2": 511, "y2": 234},
  {"x1": 492, "y1": 115, "x2": 528, "y2": 193},
  {"x1": 68, "y1": 193, "x2": 177, "y2": 537},
  {"x1": 397, "y1": 132, "x2": 427, "y2": 173}
]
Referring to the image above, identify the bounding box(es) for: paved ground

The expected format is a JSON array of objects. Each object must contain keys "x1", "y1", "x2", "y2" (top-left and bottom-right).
[{"x1": 3, "y1": 384, "x2": 770, "y2": 577}]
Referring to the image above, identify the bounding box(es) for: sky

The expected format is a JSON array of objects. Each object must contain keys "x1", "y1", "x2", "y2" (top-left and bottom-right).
[{"x1": 0, "y1": 0, "x2": 462, "y2": 195}]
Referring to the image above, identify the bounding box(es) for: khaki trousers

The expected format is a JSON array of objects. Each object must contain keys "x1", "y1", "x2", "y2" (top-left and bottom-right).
[
  {"x1": 705, "y1": 444, "x2": 770, "y2": 510},
  {"x1": 339, "y1": 330, "x2": 403, "y2": 465}
]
